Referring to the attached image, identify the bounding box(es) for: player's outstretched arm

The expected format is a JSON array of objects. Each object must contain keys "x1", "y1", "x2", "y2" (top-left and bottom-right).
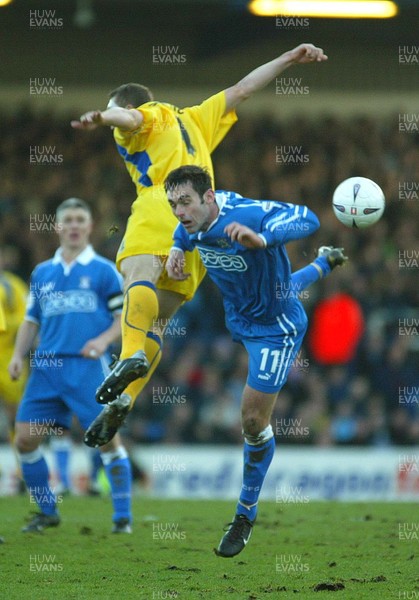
[
  {"x1": 224, "y1": 43, "x2": 327, "y2": 113},
  {"x1": 8, "y1": 320, "x2": 39, "y2": 380},
  {"x1": 71, "y1": 107, "x2": 143, "y2": 131}
]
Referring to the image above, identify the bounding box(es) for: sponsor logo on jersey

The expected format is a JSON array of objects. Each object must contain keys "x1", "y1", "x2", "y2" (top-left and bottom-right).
[
  {"x1": 40, "y1": 290, "x2": 98, "y2": 316},
  {"x1": 197, "y1": 247, "x2": 248, "y2": 272}
]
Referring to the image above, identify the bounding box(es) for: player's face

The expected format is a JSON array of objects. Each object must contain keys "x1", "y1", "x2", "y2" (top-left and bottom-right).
[
  {"x1": 57, "y1": 208, "x2": 92, "y2": 251},
  {"x1": 167, "y1": 182, "x2": 217, "y2": 233}
]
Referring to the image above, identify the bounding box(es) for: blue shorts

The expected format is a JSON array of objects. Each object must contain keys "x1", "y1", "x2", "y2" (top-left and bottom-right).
[
  {"x1": 16, "y1": 355, "x2": 110, "y2": 431},
  {"x1": 243, "y1": 316, "x2": 307, "y2": 394}
]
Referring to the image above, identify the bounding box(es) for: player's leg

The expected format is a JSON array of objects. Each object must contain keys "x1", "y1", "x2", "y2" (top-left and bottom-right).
[
  {"x1": 69, "y1": 357, "x2": 133, "y2": 532},
  {"x1": 86, "y1": 447, "x2": 103, "y2": 495},
  {"x1": 96, "y1": 254, "x2": 163, "y2": 403},
  {"x1": 99, "y1": 433, "x2": 133, "y2": 533},
  {"x1": 216, "y1": 385, "x2": 277, "y2": 558},
  {"x1": 85, "y1": 247, "x2": 205, "y2": 447},
  {"x1": 116, "y1": 250, "x2": 205, "y2": 405},
  {"x1": 84, "y1": 288, "x2": 184, "y2": 448},
  {"x1": 237, "y1": 385, "x2": 278, "y2": 521},
  {"x1": 15, "y1": 419, "x2": 62, "y2": 532},
  {"x1": 0, "y1": 366, "x2": 28, "y2": 493},
  {"x1": 14, "y1": 368, "x2": 70, "y2": 532},
  {"x1": 96, "y1": 234, "x2": 205, "y2": 406},
  {"x1": 122, "y1": 288, "x2": 183, "y2": 403},
  {"x1": 50, "y1": 431, "x2": 72, "y2": 494},
  {"x1": 217, "y1": 325, "x2": 307, "y2": 558}
]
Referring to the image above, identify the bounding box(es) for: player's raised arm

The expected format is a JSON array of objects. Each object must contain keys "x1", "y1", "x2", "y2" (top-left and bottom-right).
[
  {"x1": 259, "y1": 203, "x2": 320, "y2": 247},
  {"x1": 223, "y1": 43, "x2": 327, "y2": 113},
  {"x1": 71, "y1": 107, "x2": 143, "y2": 131}
]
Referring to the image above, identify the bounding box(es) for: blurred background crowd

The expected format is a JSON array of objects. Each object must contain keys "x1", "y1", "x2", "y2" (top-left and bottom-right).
[{"x1": 0, "y1": 106, "x2": 418, "y2": 448}]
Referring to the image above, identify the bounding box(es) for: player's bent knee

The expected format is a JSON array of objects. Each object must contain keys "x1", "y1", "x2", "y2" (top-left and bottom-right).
[
  {"x1": 243, "y1": 422, "x2": 274, "y2": 445},
  {"x1": 242, "y1": 414, "x2": 268, "y2": 439},
  {"x1": 15, "y1": 434, "x2": 40, "y2": 454}
]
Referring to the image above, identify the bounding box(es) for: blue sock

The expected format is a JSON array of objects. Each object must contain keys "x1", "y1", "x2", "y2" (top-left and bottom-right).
[
  {"x1": 50, "y1": 436, "x2": 71, "y2": 490},
  {"x1": 90, "y1": 449, "x2": 103, "y2": 483},
  {"x1": 236, "y1": 427, "x2": 275, "y2": 522},
  {"x1": 101, "y1": 447, "x2": 132, "y2": 523},
  {"x1": 20, "y1": 449, "x2": 57, "y2": 516}
]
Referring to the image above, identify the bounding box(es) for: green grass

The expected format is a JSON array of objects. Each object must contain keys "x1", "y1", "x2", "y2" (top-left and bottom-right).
[{"x1": 0, "y1": 497, "x2": 417, "y2": 599}]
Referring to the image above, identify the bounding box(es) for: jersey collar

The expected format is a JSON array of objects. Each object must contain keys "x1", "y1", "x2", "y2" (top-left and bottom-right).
[
  {"x1": 197, "y1": 191, "x2": 227, "y2": 239},
  {"x1": 52, "y1": 244, "x2": 96, "y2": 273}
]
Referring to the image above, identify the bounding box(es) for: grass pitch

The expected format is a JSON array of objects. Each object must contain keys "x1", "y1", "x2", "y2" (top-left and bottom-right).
[{"x1": 0, "y1": 497, "x2": 417, "y2": 599}]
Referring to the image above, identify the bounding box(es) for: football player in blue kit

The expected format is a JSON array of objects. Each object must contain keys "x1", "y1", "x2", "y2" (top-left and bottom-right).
[
  {"x1": 8, "y1": 198, "x2": 132, "y2": 533},
  {"x1": 164, "y1": 166, "x2": 347, "y2": 557}
]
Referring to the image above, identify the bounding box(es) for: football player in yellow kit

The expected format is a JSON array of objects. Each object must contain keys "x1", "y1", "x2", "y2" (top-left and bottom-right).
[
  {"x1": 0, "y1": 253, "x2": 28, "y2": 462},
  {"x1": 71, "y1": 43, "x2": 327, "y2": 447}
]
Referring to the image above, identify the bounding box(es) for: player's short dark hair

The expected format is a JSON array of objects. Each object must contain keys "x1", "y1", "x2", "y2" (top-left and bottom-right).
[
  {"x1": 164, "y1": 165, "x2": 213, "y2": 199},
  {"x1": 109, "y1": 83, "x2": 153, "y2": 108},
  {"x1": 56, "y1": 197, "x2": 92, "y2": 221}
]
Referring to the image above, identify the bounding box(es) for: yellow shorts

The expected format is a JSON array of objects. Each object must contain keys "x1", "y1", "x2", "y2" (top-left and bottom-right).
[
  {"x1": 116, "y1": 186, "x2": 206, "y2": 301},
  {"x1": 0, "y1": 361, "x2": 28, "y2": 405}
]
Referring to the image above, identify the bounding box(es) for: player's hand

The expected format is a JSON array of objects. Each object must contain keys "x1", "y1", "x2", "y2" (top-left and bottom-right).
[
  {"x1": 287, "y1": 44, "x2": 328, "y2": 64},
  {"x1": 80, "y1": 339, "x2": 106, "y2": 359},
  {"x1": 71, "y1": 110, "x2": 104, "y2": 130},
  {"x1": 224, "y1": 222, "x2": 265, "y2": 249},
  {"x1": 166, "y1": 249, "x2": 190, "y2": 281},
  {"x1": 8, "y1": 356, "x2": 23, "y2": 380}
]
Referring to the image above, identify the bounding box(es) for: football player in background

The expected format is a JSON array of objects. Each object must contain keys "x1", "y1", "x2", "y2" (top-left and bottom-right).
[
  {"x1": 165, "y1": 165, "x2": 346, "y2": 557},
  {"x1": 8, "y1": 198, "x2": 132, "y2": 533},
  {"x1": 71, "y1": 43, "x2": 328, "y2": 448},
  {"x1": 0, "y1": 249, "x2": 28, "y2": 432},
  {"x1": 0, "y1": 248, "x2": 28, "y2": 491}
]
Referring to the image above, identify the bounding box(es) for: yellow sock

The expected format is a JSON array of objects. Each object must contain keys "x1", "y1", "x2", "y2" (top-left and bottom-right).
[
  {"x1": 125, "y1": 331, "x2": 163, "y2": 408},
  {"x1": 121, "y1": 281, "x2": 159, "y2": 359}
]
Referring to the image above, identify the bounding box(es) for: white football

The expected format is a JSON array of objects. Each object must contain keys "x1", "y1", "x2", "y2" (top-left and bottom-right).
[{"x1": 332, "y1": 176, "x2": 385, "y2": 228}]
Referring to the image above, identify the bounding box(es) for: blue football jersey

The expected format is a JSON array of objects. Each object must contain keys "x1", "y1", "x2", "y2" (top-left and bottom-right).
[
  {"x1": 25, "y1": 245, "x2": 123, "y2": 355},
  {"x1": 173, "y1": 191, "x2": 320, "y2": 339}
]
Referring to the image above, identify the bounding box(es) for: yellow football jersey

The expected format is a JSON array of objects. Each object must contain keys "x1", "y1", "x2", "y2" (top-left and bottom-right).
[
  {"x1": 113, "y1": 90, "x2": 237, "y2": 298},
  {"x1": 0, "y1": 271, "x2": 27, "y2": 344},
  {"x1": 0, "y1": 300, "x2": 5, "y2": 332},
  {"x1": 0, "y1": 271, "x2": 28, "y2": 404},
  {"x1": 113, "y1": 90, "x2": 237, "y2": 193}
]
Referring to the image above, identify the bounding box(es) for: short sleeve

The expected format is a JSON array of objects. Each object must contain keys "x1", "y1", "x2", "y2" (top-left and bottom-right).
[
  {"x1": 100, "y1": 263, "x2": 124, "y2": 315},
  {"x1": 25, "y1": 269, "x2": 41, "y2": 325},
  {"x1": 112, "y1": 102, "x2": 164, "y2": 151},
  {"x1": 182, "y1": 91, "x2": 238, "y2": 152}
]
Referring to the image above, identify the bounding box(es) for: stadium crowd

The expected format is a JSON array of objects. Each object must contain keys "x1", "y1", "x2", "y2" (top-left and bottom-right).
[{"x1": 0, "y1": 106, "x2": 418, "y2": 447}]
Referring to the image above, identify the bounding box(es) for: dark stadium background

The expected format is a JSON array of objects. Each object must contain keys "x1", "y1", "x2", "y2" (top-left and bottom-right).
[{"x1": 0, "y1": 0, "x2": 418, "y2": 453}]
